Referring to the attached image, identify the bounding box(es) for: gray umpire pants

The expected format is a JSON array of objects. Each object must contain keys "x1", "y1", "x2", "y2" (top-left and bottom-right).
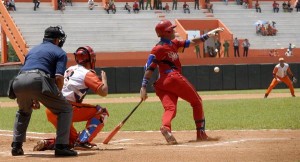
[{"x1": 12, "y1": 70, "x2": 73, "y2": 145}]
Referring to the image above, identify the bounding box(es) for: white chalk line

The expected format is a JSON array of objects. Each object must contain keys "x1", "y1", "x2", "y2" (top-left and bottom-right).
[{"x1": 175, "y1": 138, "x2": 290, "y2": 148}]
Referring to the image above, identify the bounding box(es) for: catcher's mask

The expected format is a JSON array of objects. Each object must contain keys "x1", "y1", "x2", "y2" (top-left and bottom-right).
[
  {"x1": 44, "y1": 26, "x2": 67, "y2": 47},
  {"x1": 155, "y1": 19, "x2": 177, "y2": 37},
  {"x1": 74, "y1": 46, "x2": 96, "y2": 69}
]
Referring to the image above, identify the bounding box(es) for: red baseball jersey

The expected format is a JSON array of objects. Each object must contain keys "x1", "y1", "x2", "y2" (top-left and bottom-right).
[{"x1": 147, "y1": 39, "x2": 190, "y2": 75}]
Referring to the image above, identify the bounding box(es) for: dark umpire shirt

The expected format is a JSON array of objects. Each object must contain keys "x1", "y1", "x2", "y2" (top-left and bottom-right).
[{"x1": 21, "y1": 40, "x2": 67, "y2": 78}]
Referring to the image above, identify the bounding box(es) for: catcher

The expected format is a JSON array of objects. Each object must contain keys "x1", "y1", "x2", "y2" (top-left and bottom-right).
[
  {"x1": 33, "y1": 46, "x2": 109, "y2": 151},
  {"x1": 264, "y1": 57, "x2": 297, "y2": 98}
]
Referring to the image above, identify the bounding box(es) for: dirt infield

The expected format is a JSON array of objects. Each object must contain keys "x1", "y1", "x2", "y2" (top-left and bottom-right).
[
  {"x1": 1, "y1": 93, "x2": 299, "y2": 161},
  {"x1": 0, "y1": 130, "x2": 300, "y2": 162}
]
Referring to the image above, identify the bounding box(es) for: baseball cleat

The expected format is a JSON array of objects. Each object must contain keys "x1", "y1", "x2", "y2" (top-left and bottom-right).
[
  {"x1": 160, "y1": 126, "x2": 178, "y2": 145},
  {"x1": 11, "y1": 142, "x2": 24, "y2": 156},
  {"x1": 74, "y1": 142, "x2": 100, "y2": 150},
  {"x1": 196, "y1": 130, "x2": 220, "y2": 141}
]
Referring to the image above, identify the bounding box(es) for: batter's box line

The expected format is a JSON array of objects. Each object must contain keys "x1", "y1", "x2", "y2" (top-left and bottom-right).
[{"x1": 175, "y1": 138, "x2": 290, "y2": 148}]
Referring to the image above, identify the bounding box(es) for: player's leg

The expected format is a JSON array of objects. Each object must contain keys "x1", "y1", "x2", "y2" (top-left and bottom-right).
[
  {"x1": 281, "y1": 77, "x2": 295, "y2": 96},
  {"x1": 74, "y1": 105, "x2": 108, "y2": 150},
  {"x1": 265, "y1": 78, "x2": 279, "y2": 98},
  {"x1": 155, "y1": 86, "x2": 178, "y2": 144}
]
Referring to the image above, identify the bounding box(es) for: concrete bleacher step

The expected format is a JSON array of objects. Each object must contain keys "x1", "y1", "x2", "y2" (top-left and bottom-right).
[{"x1": 8, "y1": 1, "x2": 300, "y2": 51}]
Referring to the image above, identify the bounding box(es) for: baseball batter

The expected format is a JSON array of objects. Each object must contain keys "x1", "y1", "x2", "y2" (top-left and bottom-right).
[
  {"x1": 264, "y1": 57, "x2": 296, "y2": 98},
  {"x1": 140, "y1": 19, "x2": 224, "y2": 144},
  {"x1": 33, "y1": 46, "x2": 109, "y2": 151}
]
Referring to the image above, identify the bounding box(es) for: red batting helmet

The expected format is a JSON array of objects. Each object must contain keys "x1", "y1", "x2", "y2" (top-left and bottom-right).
[
  {"x1": 74, "y1": 46, "x2": 96, "y2": 69},
  {"x1": 155, "y1": 20, "x2": 177, "y2": 37}
]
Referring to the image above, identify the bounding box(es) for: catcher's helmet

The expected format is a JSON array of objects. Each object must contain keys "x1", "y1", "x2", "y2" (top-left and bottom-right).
[
  {"x1": 155, "y1": 20, "x2": 177, "y2": 37},
  {"x1": 74, "y1": 46, "x2": 96, "y2": 69},
  {"x1": 44, "y1": 26, "x2": 67, "y2": 47}
]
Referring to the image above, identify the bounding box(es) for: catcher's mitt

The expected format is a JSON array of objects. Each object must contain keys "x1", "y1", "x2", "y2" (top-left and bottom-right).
[{"x1": 292, "y1": 77, "x2": 297, "y2": 83}]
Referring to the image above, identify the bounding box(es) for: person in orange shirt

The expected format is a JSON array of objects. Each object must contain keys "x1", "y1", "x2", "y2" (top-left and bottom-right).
[
  {"x1": 33, "y1": 46, "x2": 109, "y2": 151},
  {"x1": 264, "y1": 57, "x2": 297, "y2": 98}
]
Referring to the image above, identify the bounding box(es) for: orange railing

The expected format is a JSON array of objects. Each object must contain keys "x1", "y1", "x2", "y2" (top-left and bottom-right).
[{"x1": 0, "y1": 2, "x2": 28, "y2": 63}]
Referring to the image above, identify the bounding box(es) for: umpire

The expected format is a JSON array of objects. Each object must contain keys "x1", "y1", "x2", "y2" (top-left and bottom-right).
[{"x1": 10, "y1": 26, "x2": 77, "y2": 157}]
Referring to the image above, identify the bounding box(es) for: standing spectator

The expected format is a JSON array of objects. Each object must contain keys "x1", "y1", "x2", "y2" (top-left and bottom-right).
[
  {"x1": 242, "y1": 39, "x2": 250, "y2": 57},
  {"x1": 88, "y1": 0, "x2": 95, "y2": 10},
  {"x1": 172, "y1": 0, "x2": 177, "y2": 10},
  {"x1": 104, "y1": 2, "x2": 110, "y2": 14},
  {"x1": 215, "y1": 38, "x2": 221, "y2": 58},
  {"x1": 264, "y1": 57, "x2": 296, "y2": 98},
  {"x1": 153, "y1": 0, "x2": 158, "y2": 9},
  {"x1": 9, "y1": 26, "x2": 77, "y2": 157},
  {"x1": 164, "y1": 3, "x2": 170, "y2": 12},
  {"x1": 296, "y1": 1, "x2": 300, "y2": 12},
  {"x1": 33, "y1": 0, "x2": 40, "y2": 11},
  {"x1": 195, "y1": 44, "x2": 201, "y2": 58},
  {"x1": 233, "y1": 37, "x2": 240, "y2": 57},
  {"x1": 124, "y1": 2, "x2": 131, "y2": 13},
  {"x1": 183, "y1": 2, "x2": 190, "y2": 13},
  {"x1": 206, "y1": 2, "x2": 213, "y2": 13},
  {"x1": 140, "y1": 19, "x2": 224, "y2": 144},
  {"x1": 272, "y1": 1, "x2": 279, "y2": 12},
  {"x1": 139, "y1": 0, "x2": 144, "y2": 10},
  {"x1": 145, "y1": 0, "x2": 152, "y2": 10},
  {"x1": 194, "y1": 0, "x2": 199, "y2": 10},
  {"x1": 133, "y1": 1, "x2": 140, "y2": 13},
  {"x1": 223, "y1": 40, "x2": 229, "y2": 57},
  {"x1": 255, "y1": 0, "x2": 261, "y2": 12},
  {"x1": 33, "y1": 46, "x2": 109, "y2": 151}
]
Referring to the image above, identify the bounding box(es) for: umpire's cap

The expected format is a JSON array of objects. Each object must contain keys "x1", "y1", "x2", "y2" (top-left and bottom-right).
[{"x1": 44, "y1": 26, "x2": 67, "y2": 47}]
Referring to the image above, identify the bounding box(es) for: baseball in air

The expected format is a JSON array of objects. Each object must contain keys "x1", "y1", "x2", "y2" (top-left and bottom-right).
[{"x1": 214, "y1": 66, "x2": 220, "y2": 73}]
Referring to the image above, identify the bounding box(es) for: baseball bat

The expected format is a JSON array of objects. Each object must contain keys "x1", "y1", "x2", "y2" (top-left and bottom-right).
[{"x1": 102, "y1": 99, "x2": 143, "y2": 144}]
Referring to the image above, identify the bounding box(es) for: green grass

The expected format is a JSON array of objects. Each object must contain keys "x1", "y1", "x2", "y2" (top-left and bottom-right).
[{"x1": 1, "y1": 95, "x2": 299, "y2": 133}]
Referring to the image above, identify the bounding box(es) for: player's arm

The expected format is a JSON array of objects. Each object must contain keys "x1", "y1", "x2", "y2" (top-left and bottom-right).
[
  {"x1": 85, "y1": 70, "x2": 108, "y2": 97},
  {"x1": 140, "y1": 54, "x2": 157, "y2": 101},
  {"x1": 190, "y1": 27, "x2": 224, "y2": 45}
]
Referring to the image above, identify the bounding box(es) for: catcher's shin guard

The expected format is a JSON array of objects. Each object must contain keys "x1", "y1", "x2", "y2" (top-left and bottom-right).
[{"x1": 78, "y1": 117, "x2": 104, "y2": 143}]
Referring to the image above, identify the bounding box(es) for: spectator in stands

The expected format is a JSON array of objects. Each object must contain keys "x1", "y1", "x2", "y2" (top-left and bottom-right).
[
  {"x1": 255, "y1": 1, "x2": 261, "y2": 12},
  {"x1": 124, "y1": 2, "x2": 131, "y2": 13},
  {"x1": 285, "y1": 43, "x2": 294, "y2": 56},
  {"x1": 33, "y1": 0, "x2": 40, "y2": 11},
  {"x1": 282, "y1": 1, "x2": 288, "y2": 12},
  {"x1": 256, "y1": 24, "x2": 261, "y2": 35},
  {"x1": 242, "y1": 0, "x2": 248, "y2": 8},
  {"x1": 195, "y1": 44, "x2": 201, "y2": 58},
  {"x1": 242, "y1": 39, "x2": 250, "y2": 57},
  {"x1": 172, "y1": 0, "x2": 177, "y2": 10},
  {"x1": 153, "y1": 0, "x2": 158, "y2": 9},
  {"x1": 272, "y1": 1, "x2": 279, "y2": 12},
  {"x1": 215, "y1": 38, "x2": 221, "y2": 58},
  {"x1": 233, "y1": 37, "x2": 240, "y2": 57},
  {"x1": 110, "y1": 2, "x2": 116, "y2": 14},
  {"x1": 223, "y1": 40, "x2": 229, "y2": 57},
  {"x1": 104, "y1": 2, "x2": 110, "y2": 13},
  {"x1": 139, "y1": 0, "x2": 144, "y2": 10},
  {"x1": 133, "y1": 1, "x2": 140, "y2": 13},
  {"x1": 296, "y1": 1, "x2": 300, "y2": 12},
  {"x1": 88, "y1": 0, "x2": 95, "y2": 10},
  {"x1": 164, "y1": 3, "x2": 170, "y2": 12},
  {"x1": 183, "y1": 2, "x2": 190, "y2": 13},
  {"x1": 260, "y1": 24, "x2": 267, "y2": 36},
  {"x1": 267, "y1": 23, "x2": 277, "y2": 36},
  {"x1": 194, "y1": 0, "x2": 199, "y2": 10},
  {"x1": 157, "y1": 0, "x2": 163, "y2": 9},
  {"x1": 269, "y1": 49, "x2": 279, "y2": 57},
  {"x1": 225, "y1": 0, "x2": 228, "y2": 5},
  {"x1": 145, "y1": 0, "x2": 152, "y2": 10},
  {"x1": 5, "y1": 0, "x2": 16, "y2": 11},
  {"x1": 206, "y1": 2, "x2": 213, "y2": 13},
  {"x1": 287, "y1": 0, "x2": 293, "y2": 12}
]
